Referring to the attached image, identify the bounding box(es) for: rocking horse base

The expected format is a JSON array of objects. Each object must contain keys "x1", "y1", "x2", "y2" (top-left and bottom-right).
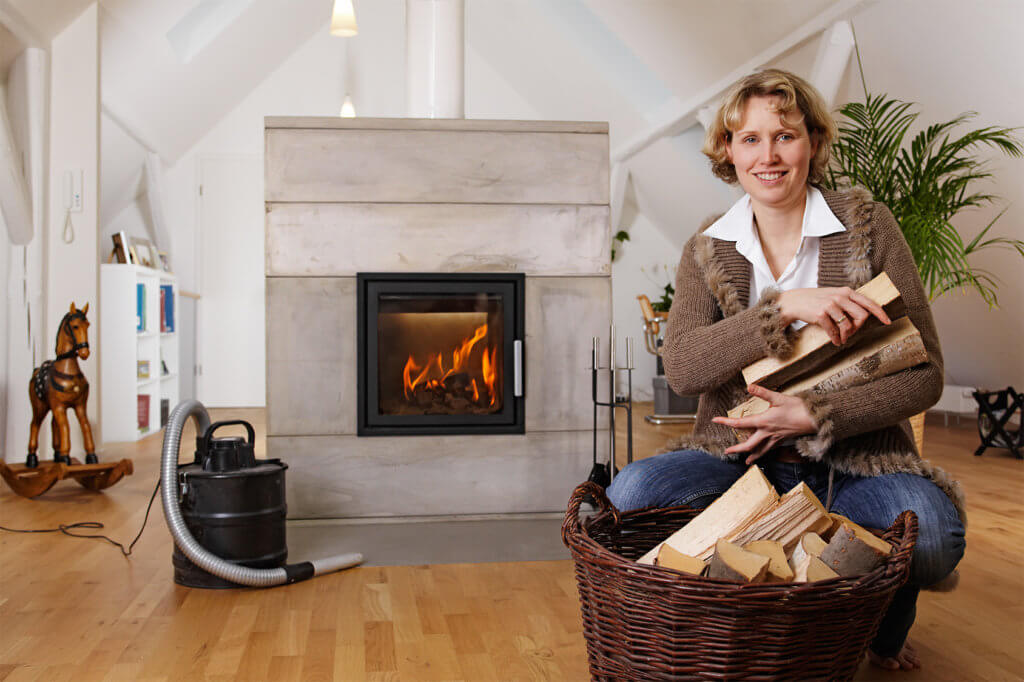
[{"x1": 0, "y1": 457, "x2": 134, "y2": 498}]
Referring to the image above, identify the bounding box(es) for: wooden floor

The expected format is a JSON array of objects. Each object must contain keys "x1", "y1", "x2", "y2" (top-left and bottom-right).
[{"x1": 0, "y1": 406, "x2": 1021, "y2": 681}]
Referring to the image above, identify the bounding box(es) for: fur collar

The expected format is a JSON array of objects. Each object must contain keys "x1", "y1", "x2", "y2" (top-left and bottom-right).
[{"x1": 693, "y1": 187, "x2": 876, "y2": 317}]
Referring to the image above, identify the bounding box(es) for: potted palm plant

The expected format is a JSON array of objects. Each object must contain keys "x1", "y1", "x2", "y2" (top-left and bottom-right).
[{"x1": 823, "y1": 93, "x2": 1023, "y2": 449}]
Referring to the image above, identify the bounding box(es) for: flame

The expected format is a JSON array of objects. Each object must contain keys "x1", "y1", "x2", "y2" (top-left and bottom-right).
[
  {"x1": 402, "y1": 356, "x2": 420, "y2": 400},
  {"x1": 401, "y1": 324, "x2": 497, "y2": 407},
  {"x1": 482, "y1": 346, "x2": 498, "y2": 407}
]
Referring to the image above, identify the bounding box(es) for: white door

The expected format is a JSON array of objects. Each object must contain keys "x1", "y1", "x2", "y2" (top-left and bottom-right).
[{"x1": 198, "y1": 155, "x2": 265, "y2": 407}]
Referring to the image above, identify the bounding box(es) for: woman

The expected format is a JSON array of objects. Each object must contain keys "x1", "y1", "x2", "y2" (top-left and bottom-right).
[{"x1": 607, "y1": 69, "x2": 965, "y2": 672}]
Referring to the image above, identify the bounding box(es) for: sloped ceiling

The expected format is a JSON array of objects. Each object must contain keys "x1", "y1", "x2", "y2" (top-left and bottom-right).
[
  {"x1": 101, "y1": 0, "x2": 331, "y2": 163},
  {"x1": 583, "y1": 0, "x2": 838, "y2": 98}
]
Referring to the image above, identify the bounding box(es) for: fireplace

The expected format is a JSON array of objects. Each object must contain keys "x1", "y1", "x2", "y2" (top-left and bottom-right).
[{"x1": 357, "y1": 273, "x2": 525, "y2": 436}]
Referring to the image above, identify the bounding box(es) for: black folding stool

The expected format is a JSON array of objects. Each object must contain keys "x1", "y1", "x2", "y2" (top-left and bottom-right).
[{"x1": 972, "y1": 386, "x2": 1023, "y2": 459}]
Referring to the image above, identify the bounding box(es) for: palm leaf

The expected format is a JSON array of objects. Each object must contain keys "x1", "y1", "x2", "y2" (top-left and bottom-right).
[{"x1": 824, "y1": 93, "x2": 1023, "y2": 307}]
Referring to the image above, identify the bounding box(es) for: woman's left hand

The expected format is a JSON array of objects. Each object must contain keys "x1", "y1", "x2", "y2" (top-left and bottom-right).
[{"x1": 712, "y1": 385, "x2": 818, "y2": 465}]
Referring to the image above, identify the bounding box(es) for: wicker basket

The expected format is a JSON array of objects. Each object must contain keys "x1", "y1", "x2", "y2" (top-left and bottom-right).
[{"x1": 561, "y1": 482, "x2": 918, "y2": 681}]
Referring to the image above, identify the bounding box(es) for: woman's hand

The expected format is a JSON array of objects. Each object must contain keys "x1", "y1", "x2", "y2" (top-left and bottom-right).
[
  {"x1": 712, "y1": 385, "x2": 818, "y2": 465},
  {"x1": 777, "y1": 287, "x2": 891, "y2": 346}
]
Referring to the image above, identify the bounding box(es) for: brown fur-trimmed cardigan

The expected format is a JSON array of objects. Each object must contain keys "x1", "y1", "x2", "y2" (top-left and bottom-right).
[{"x1": 660, "y1": 187, "x2": 966, "y2": 524}]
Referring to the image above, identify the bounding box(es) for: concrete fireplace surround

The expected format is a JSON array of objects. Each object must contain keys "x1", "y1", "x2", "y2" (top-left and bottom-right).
[{"x1": 265, "y1": 117, "x2": 611, "y2": 519}]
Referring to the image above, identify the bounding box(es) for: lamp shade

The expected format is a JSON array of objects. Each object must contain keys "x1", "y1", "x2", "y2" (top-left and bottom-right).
[{"x1": 330, "y1": 0, "x2": 358, "y2": 36}]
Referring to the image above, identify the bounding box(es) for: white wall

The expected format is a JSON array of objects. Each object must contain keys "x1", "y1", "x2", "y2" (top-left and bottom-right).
[
  {"x1": 611, "y1": 196, "x2": 680, "y2": 399},
  {"x1": 102, "y1": 196, "x2": 150, "y2": 246},
  {"x1": 40, "y1": 4, "x2": 99, "y2": 455}
]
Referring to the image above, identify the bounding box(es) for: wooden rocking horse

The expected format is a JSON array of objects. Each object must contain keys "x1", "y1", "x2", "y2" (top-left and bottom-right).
[{"x1": 0, "y1": 303, "x2": 133, "y2": 498}]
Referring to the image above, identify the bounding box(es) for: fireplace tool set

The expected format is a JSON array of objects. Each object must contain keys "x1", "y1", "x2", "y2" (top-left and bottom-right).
[{"x1": 588, "y1": 327, "x2": 634, "y2": 489}]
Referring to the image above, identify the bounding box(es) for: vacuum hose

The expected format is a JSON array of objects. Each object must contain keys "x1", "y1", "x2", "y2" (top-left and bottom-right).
[{"x1": 161, "y1": 399, "x2": 363, "y2": 587}]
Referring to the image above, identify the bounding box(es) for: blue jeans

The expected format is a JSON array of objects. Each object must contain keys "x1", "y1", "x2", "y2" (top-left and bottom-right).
[{"x1": 607, "y1": 449, "x2": 966, "y2": 657}]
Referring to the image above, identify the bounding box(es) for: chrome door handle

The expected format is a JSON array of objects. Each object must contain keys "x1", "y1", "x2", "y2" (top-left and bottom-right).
[{"x1": 513, "y1": 340, "x2": 523, "y2": 397}]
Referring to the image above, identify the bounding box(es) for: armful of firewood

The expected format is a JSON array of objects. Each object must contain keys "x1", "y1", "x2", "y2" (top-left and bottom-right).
[{"x1": 742, "y1": 272, "x2": 907, "y2": 390}]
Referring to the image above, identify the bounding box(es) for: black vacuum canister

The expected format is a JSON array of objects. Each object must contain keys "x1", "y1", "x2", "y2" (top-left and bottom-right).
[{"x1": 172, "y1": 420, "x2": 288, "y2": 589}]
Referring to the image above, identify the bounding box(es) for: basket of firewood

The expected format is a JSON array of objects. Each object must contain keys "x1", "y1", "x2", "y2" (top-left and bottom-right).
[{"x1": 561, "y1": 471, "x2": 918, "y2": 682}]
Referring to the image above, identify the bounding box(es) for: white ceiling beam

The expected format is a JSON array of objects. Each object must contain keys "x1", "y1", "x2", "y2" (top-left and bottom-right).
[
  {"x1": 610, "y1": 162, "x2": 631, "y2": 233},
  {"x1": 809, "y1": 20, "x2": 856, "y2": 108},
  {"x1": 611, "y1": 0, "x2": 872, "y2": 165},
  {"x1": 143, "y1": 151, "x2": 170, "y2": 252},
  {"x1": 0, "y1": 84, "x2": 33, "y2": 244}
]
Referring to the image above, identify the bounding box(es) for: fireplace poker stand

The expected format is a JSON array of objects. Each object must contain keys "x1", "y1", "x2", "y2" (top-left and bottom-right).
[{"x1": 588, "y1": 327, "x2": 635, "y2": 489}]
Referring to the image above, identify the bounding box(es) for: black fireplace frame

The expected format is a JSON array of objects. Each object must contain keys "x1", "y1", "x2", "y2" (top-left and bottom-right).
[{"x1": 357, "y1": 273, "x2": 525, "y2": 436}]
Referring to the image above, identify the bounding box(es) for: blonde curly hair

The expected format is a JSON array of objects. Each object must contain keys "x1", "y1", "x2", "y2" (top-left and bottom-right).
[{"x1": 703, "y1": 69, "x2": 837, "y2": 185}]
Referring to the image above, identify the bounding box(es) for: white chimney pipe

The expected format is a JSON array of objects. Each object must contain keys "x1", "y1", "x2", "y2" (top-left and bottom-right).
[{"x1": 406, "y1": 0, "x2": 464, "y2": 118}]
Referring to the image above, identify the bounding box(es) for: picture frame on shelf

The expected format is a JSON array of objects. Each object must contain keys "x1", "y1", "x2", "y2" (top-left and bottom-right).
[
  {"x1": 130, "y1": 236, "x2": 157, "y2": 268},
  {"x1": 158, "y1": 251, "x2": 172, "y2": 273},
  {"x1": 111, "y1": 232, "x2": 130, "y2": 264}
]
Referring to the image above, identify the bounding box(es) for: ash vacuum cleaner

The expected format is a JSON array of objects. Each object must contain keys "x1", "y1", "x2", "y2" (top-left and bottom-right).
[{"x1": 161, "y1": 399, "x2": 363, "y2": 588}]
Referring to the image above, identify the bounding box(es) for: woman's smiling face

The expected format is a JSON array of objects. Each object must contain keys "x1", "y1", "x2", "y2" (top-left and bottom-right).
[{"x1": 726, "y1": 95, "x2": 818, "y2": 212}]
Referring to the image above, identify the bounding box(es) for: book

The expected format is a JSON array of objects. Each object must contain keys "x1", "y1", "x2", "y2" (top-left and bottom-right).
[
  {"x1": 136, "y1": 283, "x2": 146, "y2": 332},
  {"x1": 137, "y1": 394, "x2": 150, "y2": 432},
  {"x1": 161, "y1": 399, "x2": 169, "y2": 428},
  {"x1": 137, "y1": 360, "x2": 150, "y2": 380},
  {"x1": 160, "y1": 284, "x2": 175, "y2": 332}
]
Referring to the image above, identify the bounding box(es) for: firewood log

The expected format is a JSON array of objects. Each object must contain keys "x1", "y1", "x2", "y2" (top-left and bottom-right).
[
  {"x1": 819, "y1": 521, "x2": 893, "y2": 577},
  {"x1": 793, "y1": 554, "x2": 839, "y2": 582},
  {"x1": 729, "y1": 316, "x2": 927, "y2": 435},
  {"x1": 823, "y1": 513, "x2": 852, "y2": 541},
  {"x1": 638, "y1": 466, "x2": 779, "y2": 564},
  {"x1": 744, "y1": 540, "x2": 794, "y2": 582},
  {"x1": 788, "y1": 532, "x2": 827, "y2": 569},
  {"x1": 655, "y1": 544, "x2": 705, "y2": 576},
  {"x1": 729, "y1": 482, "x2": 831, "y2": 552},
  {"x1": 742, "y1": 273, "x2": 907, "y2": 390},
  {"x1": 707, "y1": 539, "x2": 770, "y2": 583}
]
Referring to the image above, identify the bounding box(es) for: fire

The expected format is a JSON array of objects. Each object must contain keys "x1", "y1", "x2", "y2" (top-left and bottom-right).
[
  {"x1": 481, "y1": 345, "x2": 498, "y2": 407},
  {"x1": 401, "y1": 324, "x2": 500, "y2": 407}
]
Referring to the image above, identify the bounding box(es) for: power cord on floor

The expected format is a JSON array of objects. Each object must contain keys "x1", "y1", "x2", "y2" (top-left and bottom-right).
[{"x1": 0, "y1": 478, "x2": 161, "y2": 557}]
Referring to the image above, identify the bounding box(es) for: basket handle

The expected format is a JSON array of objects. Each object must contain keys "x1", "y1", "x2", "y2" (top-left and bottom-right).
[
  {"x1": 561, "y1": 481, "x2": 621, "y2": 546},
  {"x1": 887, "y1": 509, "x2": 919, "y2": 566}
]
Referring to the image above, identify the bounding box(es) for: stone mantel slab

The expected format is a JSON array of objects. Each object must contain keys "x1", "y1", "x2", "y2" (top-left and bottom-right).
[
  {"x1": 264, "y1": 117, "x2": 607, "y2": 134},
  {"x1": 265, "y1": 203, "x2": 610, "y2": 277},
  {"x1": 274, "y1": 431, "x2": 594, "y2": 518},
  {"x1": 265, "y1": 127, "x2": 609, "y2": 205}
]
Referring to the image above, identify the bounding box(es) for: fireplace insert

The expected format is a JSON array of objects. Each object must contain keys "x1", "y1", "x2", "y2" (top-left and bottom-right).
[{"x1": 357, "y1": 273, "x2": 525, "y2": 436}]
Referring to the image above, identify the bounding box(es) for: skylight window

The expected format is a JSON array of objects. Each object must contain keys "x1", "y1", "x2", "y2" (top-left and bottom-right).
[{"x1": 166, "y1": 0, "x2": 255, "y2": 63}]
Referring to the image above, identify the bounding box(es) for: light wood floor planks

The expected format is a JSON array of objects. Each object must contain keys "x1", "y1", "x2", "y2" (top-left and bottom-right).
[{"x1": 1, "y1": 406, "x2": 1021, "y2": 681}]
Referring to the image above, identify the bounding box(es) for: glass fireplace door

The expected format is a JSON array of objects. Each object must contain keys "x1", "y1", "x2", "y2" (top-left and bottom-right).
[{"x1": 358, "y1": 274, "x2": 524, "y2": 436}]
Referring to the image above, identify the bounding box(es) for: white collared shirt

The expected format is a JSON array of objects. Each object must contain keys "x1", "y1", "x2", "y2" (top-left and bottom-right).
[{"x1": 703, "y1": 187, "x2": 846, "y2": 329}]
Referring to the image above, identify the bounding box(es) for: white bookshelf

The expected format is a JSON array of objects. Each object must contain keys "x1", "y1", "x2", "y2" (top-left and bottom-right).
[{"x1": 100, "y1": 264, "x2": 179, "y2": 442}]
